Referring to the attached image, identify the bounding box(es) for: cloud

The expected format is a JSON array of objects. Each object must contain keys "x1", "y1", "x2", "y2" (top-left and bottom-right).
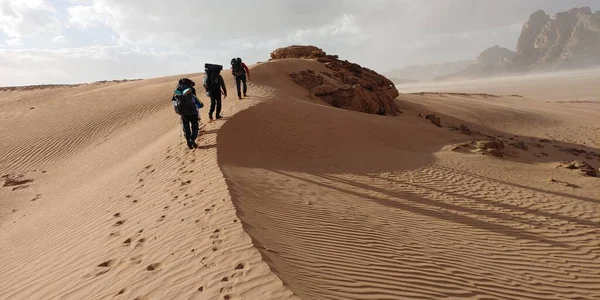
[
  {"x1": 1, "y1": 0, "x2": 600, "y2": 86},
  {"x1": 0, "y1": 45, "x2": 213, "y2": 86},
  {"x1": 65, "y1": 0, "x2": 364, "y2": 51},
  {"x1": 67, "y1": 2, "x2": 115, "y2": 29},
  {"x1": 52, "y1": 35, "x2": 68, "y2": 44},
  {"x1": 0, "y1": 0, "x2": 61, "y2": 38},
  {"x1": 6, "y1": 38, "x2": 22, "y2": 46},
  {"x1": 60, "y1": 0, "x2": 599, "y2": 62}
]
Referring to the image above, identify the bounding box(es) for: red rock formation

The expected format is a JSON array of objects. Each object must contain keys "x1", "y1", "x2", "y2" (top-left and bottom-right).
[
  {"x1": 290, "y1": 70, "x2": 324, "y2": 89},
  {"x1": 269, "y1": 45, "x2": 327, "y2": 60},
  {"x1": 273, "y1": 45, "x2": 400, "y2": 116}
]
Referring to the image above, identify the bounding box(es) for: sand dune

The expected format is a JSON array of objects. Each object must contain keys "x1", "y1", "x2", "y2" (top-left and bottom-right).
[
  {"x1": 0, "y1": 71, "x2": 295, "y2": 299},
  {"x1": 1, "y1": 58, "x2": 599, "y2": 300},
  {"x1": 220, "y1": 60, "x2": 600, "y2": 299}
]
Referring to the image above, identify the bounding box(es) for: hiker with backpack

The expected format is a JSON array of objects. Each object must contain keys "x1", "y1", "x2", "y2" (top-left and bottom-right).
[
  {"x1": 172, "y1": 78, "x2": 203, "y2": 149},
  {"x1": 203, "y1": 63, "x2": 227, "y2": 121},
  {"x1": 230, "y1": 57, "x2": 250, "y2": 99}
]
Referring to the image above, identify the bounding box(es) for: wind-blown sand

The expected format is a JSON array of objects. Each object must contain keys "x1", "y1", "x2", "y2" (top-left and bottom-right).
[{"x1": 1, "y1": 59, "x2": 599, "y2": 300}]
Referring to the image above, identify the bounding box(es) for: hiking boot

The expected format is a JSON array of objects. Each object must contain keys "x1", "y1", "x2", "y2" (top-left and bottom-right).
[
  {"x1": 186, "y1": 140, "x2": 194, "y2": 149},
  {"x1": 216, "y1": 115, "x2": 222, "y2": 120},
  {"x1": 243, "y1": 93, "x2": 247, "y2": 97},
  {"x1": 209, "y1": 114, "x2": 213, "y2": 121}
]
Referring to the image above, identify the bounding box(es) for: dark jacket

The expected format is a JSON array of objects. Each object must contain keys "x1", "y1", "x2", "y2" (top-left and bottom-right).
[
  {"x1": 231, "y1": 62, "x2": 250, "y2": 77},
  {"x1": 209, "y1": 74, "x2": 227, "y2": 96}
]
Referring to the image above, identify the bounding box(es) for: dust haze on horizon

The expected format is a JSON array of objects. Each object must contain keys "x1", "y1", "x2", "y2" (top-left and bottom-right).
[
  {"x1": 395, "y1": 66, "x2": 600, "y2": 103},
  {"x1": 1, "y1": 0, "x2": 599, "y2": 87},
  {"x1": 397, "y1": 65, "x2": 600, "y2": 87}
]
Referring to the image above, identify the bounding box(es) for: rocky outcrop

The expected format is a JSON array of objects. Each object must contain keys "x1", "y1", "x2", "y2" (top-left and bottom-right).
[
  {"x1": 548, "y1": 178, "x2": 581, "y2": 188},
  {"x1": 270, "y1": 45, "x2": 327, "y2": 60},
  {"x1": 290, "y1": 70, "x2": 324, "y2": 90},
  {"x1": 448, "y1": 124, "x2": 471, "y2": 135},
  {"x1": 445, "y1": 138, "x2": 505, "y2": 157},
  {"x1": 276, "y1": 45, "x2": 400, "y2": 116},
  {"x1": 476, "y1": 139, "x2": 505, "y2": 157},
  {"x1": 557, "y1": 160, "x2": 597, "y2": 177},
  {"x1": 425, "y1": 114, "x2": 441, "y2": 127}
]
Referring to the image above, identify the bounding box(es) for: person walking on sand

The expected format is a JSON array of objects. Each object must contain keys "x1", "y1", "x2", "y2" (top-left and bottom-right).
[
  {"x1": 231, "y1": 57, "x2": 250, "y2": 100},
  {"x1": 203, "y1": 63, "x2": 227, "y2": 121},
  {"x1": 172, "y1": 78, "x2": 203, "y2": 149}
]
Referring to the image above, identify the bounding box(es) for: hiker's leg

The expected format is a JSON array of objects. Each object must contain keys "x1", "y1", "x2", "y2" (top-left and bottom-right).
[
  {"x1": 181, "y1": 115, "x2": 191, "y2": 141},
  {"x1": 216, "y1": 93, "x2": 222, "y2": 117},
  {"x1": 209, "y1": 95, "x2": 216, "y2": 118},
  {"x1": 190, "y1": 114, "x2": 199, "y2": 141},
  {"x1": 242, "y1": 75, "x2": 247, "y2": 95},
  {"x1": 236, "y1": 76, "x2": 242, "y2": 98}
]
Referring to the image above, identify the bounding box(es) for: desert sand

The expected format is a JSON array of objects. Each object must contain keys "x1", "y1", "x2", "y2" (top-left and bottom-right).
[{"x1": 1, "y1": 58, "x2": 599, "y2": 300}]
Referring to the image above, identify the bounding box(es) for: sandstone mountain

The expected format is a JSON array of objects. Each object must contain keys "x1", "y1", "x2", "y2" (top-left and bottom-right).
[
  {"x1": 439, "y1": 46, "x2": 516, "y2": 80},
  {"x1": 437, "y1": 7, "x2": 600, "y2": 81},
  {"x1": 519, "y1": 7, "x2": 600, "y2": 71}
]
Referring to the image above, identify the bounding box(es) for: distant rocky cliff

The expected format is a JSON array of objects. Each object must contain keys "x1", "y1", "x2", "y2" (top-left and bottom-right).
[
  {"x1": 443, "y1": 45, "x2": 516, "y2": 79},
  {"x1": 440, "y1": 7, "x2": 600, "y2": 80},
  {"x1": 522, "y1": 7, "x2": 600, "y2": 71},
  {"x1": 513, "y1": 10, "x2": 551, "y2": 69}
]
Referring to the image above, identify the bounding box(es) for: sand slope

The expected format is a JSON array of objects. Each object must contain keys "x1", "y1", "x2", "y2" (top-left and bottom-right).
[
  {"x1": 0, "y1": 71, "x2": 296, "y2": 299},
  {"x1": 219, "y1": 61, "x2": 600, "y2": 299},
  {"x1": 1, "y1": 58, "x2": 599, "y2": 300}
]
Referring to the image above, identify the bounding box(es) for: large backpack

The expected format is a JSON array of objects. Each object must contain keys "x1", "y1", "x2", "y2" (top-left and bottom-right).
[
  {"x1": 203, "y1": 63, "x2": 222, "y2": 93},
  {"x1": 231, "y1": 58, "x2": 245, "y2": 76},
  {"x1": 172, "y1": 83, "x2": 197, "y2": 115},
  {"x1": 179, "y1": 78, "x2": 195, "y2": 87}
]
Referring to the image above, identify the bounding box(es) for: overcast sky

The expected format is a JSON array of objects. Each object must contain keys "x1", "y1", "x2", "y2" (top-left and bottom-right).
[{"x1": 1, "y1": 0, "x2": 599, "y2": 86}]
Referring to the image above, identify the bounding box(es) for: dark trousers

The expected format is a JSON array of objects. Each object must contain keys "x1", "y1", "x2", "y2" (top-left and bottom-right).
[
  {"x1": 209, "y1": 91, "x2": 222, "y2": 117},
  {"x1": 181, "y1": 114, "x2": 199, "y2": 143},
  {"x1": 235, "y1": 75, "x2": 247, "y2": 97}
]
